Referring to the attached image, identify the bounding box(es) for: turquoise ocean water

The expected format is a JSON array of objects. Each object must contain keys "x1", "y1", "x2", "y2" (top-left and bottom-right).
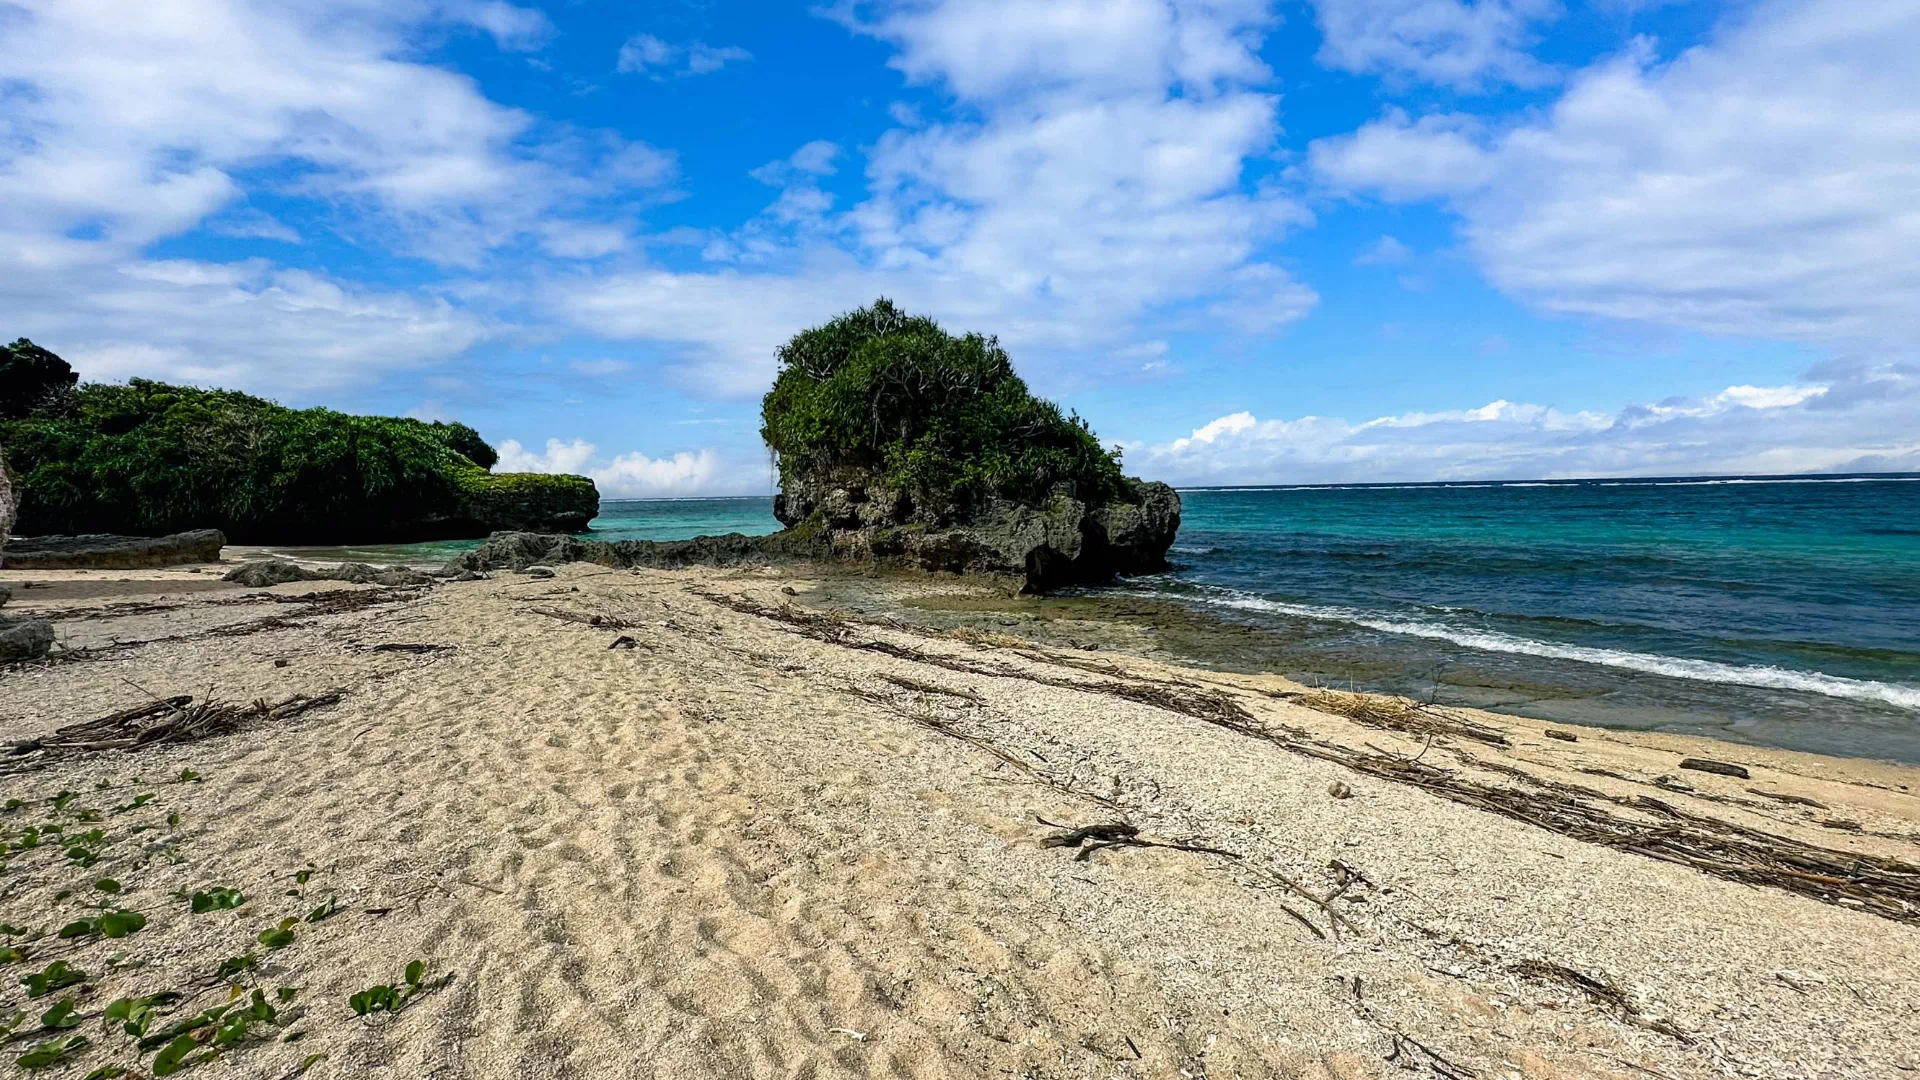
[{"x1": 280, "y1": 477, "x2": 1920, "y2": 761}]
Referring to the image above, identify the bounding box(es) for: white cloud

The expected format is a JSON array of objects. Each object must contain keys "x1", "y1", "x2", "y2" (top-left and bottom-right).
[
  {"x1": 208, "y1": 209, "x2": 303, "y2": 245},
  {"x1": 1309, "y1": 0, "x2": 1920, "y2": 351},
  {"x1": 563, "y1": 0, "x2": 1317, "y2": 394},
  {"x1": 16, "y1": 262, "x2": 490, "y2": 393},
  {"x1": 1311, "y1": 109, "x2": 1498, "y2": 201},
  {"x1": 495, "y1": 437, "x2": 729, "y2": 498},
  {"x1": 1309, "y1": 0, "x2": 1561, "y2": 90},
  {"x1": 840, "y1": 0, "x2": 1275, "y2": 98},
  {"x1": 1132, "y1": 360, "x2": 1920, "y2": 484},
  {"x1": 748, "y1": 142, "x2": 844, "y2": 186},
  {"x1": 616, "y1": 34, "x2": 675, "y2": 72},
  {"x1": 0, "y1": 0, "x2": 676, "y2": 393},
  {"x1": 617, "y1": 34, "x2": 752, "y2": 77},
  {"x1": 568, "y1": 358, "x2": 631, "y2": 377},
  {"x1": 1355, "y1": 235, "x2": 1412, "y2": 265},
  {"x1": 444, "y1": 0, "x2": 553, "y2": 50}
]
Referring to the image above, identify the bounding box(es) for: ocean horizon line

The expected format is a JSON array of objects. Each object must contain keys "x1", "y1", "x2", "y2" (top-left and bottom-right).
[{"x1": 591, "y1": 469, "x2": 1920, "y2": 504}]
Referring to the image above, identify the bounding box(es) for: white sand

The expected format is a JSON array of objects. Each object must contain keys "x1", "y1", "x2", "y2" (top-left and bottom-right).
[{"x1": 1, "y1": 561, "x2": 1916, "y2": 1079}]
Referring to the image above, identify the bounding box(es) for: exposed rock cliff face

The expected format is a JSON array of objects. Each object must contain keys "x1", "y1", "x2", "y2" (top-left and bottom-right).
[
  {"x1": 0, "y1": 447, "x2": 12, "y2": 568},
  {"x1": 3, "y1": 529, "x2": 226, "y2": 570},
  {"x1": 451, "y1": 471, "x2": 598, "y2": 535},
  {"x1": 772, "y1": 473, "x2": 1181, "y2": 591},
  {"x1": 0, "y1": 448, "x2": 54, "y2": 661}
]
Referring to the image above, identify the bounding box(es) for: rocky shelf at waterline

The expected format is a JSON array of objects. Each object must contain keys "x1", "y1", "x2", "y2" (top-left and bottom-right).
[
  {"x1": 445, "y1": 484, "x2": 1181, "y2": 594},
  {"x1": 773, "y1": 476, "x2": 1181, "y2": 591}
]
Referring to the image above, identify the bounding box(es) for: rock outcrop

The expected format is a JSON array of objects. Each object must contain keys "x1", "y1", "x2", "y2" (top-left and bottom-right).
[
  {"x1": 0, "y1": 616, "x2": 53, "y2": 662},
  {"x1": 444, "y1": 475, "x2": 1178, "y2": 594},
  {"x1": 443, "y1": 530, "x2": 821, "y2": 576},
  {"x1": 223, "y1": 560, "x2": 436, "y2": 588},
  {"x1": 2, "y1": 529, "x2": 227, "y2": 570},
  {"x1": 450, "y1": 472, "x2": 598, "y2": 535},
  {"x1": 773, "y1": 474, "x2": 1181, "y2": 591},
  {"x1": 0, "y1": 446, "x2": 13, "y2": 567}
]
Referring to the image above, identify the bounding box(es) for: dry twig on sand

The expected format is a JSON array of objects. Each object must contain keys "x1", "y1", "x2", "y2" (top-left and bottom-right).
[{"x1": 4, "y1": 689, "x2": 346, "y2": 761}]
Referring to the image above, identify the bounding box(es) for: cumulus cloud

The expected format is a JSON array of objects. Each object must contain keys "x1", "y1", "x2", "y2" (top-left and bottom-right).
[
  {"x1": 0, "y1": 0, "x2": 677, "y2": 393},
  {"x1": 1309, "y1": 0, "x2": 1561, "y2": 90},
  {"x1": 562, "y1": 0, "x2": 1317, "y2": 394},
  {"x1": 1309, "y1": 0, "x2": 1920, "y2": 351},
  {"x1": 495, "y1": 438, "x2": 729, "y2": 498},
  {"x1": 616, "y1": 34, "x2": 752, "y2": 77},
  {"x1": 1131, "y1": 359, "x2": 1920, "y2": 485}
]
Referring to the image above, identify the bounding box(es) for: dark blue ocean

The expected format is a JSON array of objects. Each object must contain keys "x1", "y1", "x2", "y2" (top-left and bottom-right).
[{"x1": 285, "y1": 475, "x2": 1920, "y2": 761}]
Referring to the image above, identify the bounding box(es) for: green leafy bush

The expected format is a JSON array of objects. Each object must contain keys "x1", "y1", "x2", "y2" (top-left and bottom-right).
[
  {"x1": 0, "y1": 339, "x2": 78, "y2": 420},
  {"x1": 0, "y1": 340, "x2": 591, "y2": 542},
  {"x1": 759, "y1": 299, "x2": 1126, "y2": 521}
]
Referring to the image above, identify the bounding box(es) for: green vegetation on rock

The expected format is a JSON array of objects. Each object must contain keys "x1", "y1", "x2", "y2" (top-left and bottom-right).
[
  {"x1": 0, "y1": 340, "x2": 595, "y2": 542},
  {"x1": 760, "y1": 299, "x2": 1127, "y2": 522}
]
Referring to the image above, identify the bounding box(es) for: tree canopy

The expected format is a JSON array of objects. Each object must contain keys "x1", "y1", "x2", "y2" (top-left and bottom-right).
[
  {"x1": 0, "y1": 342, "x2": 570, "y2": 541},
  {"x1": 759, "y1": 299, "x2": 1126, "y2": 519},
  {"x1": 1, "y1": 339, "x2": 80, "y2": 420}
]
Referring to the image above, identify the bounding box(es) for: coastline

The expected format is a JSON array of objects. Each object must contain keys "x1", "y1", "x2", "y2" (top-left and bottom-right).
[{"x1": 2, "y1": 556, "x2": 1916, "y2": 1078}]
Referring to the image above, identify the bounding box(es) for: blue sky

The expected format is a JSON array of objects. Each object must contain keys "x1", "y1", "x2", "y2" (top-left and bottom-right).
[{"x1": 3, "y1": 0, "x2": 1915, "y2": 495}]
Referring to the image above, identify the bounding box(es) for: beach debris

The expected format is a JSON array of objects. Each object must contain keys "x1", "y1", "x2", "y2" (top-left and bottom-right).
[
  {"x1": 4, "y1": 689, "x2": 345, "y2": 760},
  {"x1": 781, "y1": 586, "x2": 798, "y2": 596},
  {"x1": 1328, "y1": 781, "x2": 1353, "y2": 800},
  {"x1": 1679, "y1": 757, "x2": 1751, "y2": 779},
  {"x1": 1774, "y1": 969, "x2": 1826, "y2": 994},
  {"x1": 521, "y1": 566, "x2": 555, "y2": 579},
  {"x1": 1037, "y1": 817, "x2": 1240, "y2": 863},
  {"x1": 702, "y1": 585, "x2": 1920, "y2": 925},
  {"x1": 1509, "y1": 960, "x2": 1694, "y2": 1043},
  {"x1": 1749, "y1": 788, "x2": 1826, "y2": 809},
  {"x1": 608, "y1": 635, "x2": 638, "y2": 650},
  {"x1": 1544, "y1": 730, "x2": 1578, "y2": 742},
  {"x1": 526, "y1": 605, "x2": 635, "y2": 630},
  {"x1": 829, "y1": 1027, "x2": 868, "y2": 1042},
  {"x1": 366, "y1": 643, "x2": 454, "y2": 654},
  {"x1": 274, "y1": 658, "x2": 291, "y2": 668},
  {"x1": 1293, "y1": 689, "x2": 1510, "y2": 748}
]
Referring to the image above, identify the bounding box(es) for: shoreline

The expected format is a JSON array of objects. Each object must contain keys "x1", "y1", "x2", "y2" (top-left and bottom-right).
[
  {"x1": 16, "y1": 545, "x2": 1920, "y2": 766},
  {"x1": 2, "y1": 556, "x2": 1916, "y2": 1078}
]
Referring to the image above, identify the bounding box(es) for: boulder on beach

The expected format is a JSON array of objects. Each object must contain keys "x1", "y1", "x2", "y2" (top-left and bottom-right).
[
  {"x1": 0, "y1": 615, "x2": 53, "y2": 662},
  {"x1": 223, "y1": 560, "x2": 435, "y2": 588},
  {"x1": 2, "y1": 528, "x2": 227, "y2": 570}
]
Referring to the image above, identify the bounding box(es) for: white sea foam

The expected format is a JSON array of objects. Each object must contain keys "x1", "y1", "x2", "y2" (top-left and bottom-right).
[{"x1": 1149, "y1": 588, "x2": 1920, "y2": 710}]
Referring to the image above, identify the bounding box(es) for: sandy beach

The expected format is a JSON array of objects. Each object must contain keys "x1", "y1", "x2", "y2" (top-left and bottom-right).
[{"x1": 2, "y1": 558, "x2": 1917, "y2": 1079}]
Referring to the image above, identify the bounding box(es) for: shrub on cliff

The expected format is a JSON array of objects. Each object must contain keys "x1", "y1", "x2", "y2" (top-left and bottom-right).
[
  {"x1": 760, "y1": 299, "x2": 1126, "y2": 520},
  {"x1": 0, "y1": 343, "x2": 590, "y2": 542}
]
